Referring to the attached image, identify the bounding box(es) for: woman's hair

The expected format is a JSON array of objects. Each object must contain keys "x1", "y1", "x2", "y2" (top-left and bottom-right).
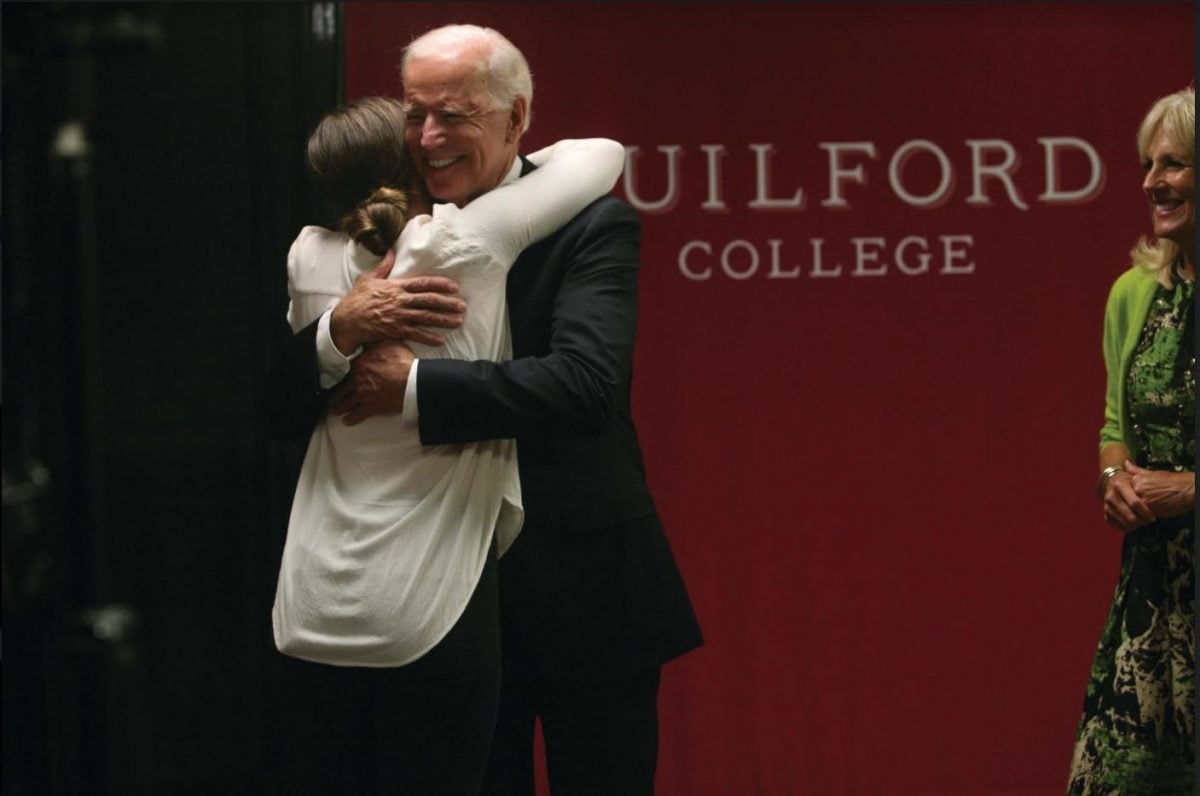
[
  {"x1": 1130, "y1": 86, "x2": 1195, "y2": 287},
  {"x1": 306, "y1": 96, "x2": 411, "y2": 256},
  {"x1": 402, "y1": 24, "x2": 534, "y2": 133}
]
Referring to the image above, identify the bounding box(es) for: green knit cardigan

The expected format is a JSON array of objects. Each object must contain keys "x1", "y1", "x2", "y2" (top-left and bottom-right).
[{"x1": 1099, "y1": 266, "x2": 1161, "y2": 461}]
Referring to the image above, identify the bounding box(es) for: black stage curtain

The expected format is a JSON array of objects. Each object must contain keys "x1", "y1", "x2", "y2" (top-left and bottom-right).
[{"x1": 3, "y1": 3, "x2": 342, "y2": 793}]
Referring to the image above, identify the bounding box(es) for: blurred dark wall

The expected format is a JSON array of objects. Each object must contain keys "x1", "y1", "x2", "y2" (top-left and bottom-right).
[{"x1": 3, "y1": 3, "x2": 342, "y2": 792}]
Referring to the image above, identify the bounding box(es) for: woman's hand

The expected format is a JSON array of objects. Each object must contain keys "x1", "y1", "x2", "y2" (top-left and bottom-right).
[
  {"x1": 1123, "y1": 461, "x2": 1196, "y2": 520},
  {"x1": 1100, "y1": 464, "x2": 1156, "y2": 532}
]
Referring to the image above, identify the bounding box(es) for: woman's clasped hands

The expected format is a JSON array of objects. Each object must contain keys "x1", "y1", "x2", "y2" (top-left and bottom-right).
[{"x1": 1101, "y1": 459, "x2": 1195, "y2": 532}]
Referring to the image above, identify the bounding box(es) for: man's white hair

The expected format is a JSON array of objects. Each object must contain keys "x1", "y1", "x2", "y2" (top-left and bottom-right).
[{"x1": 401, "y1": 24, "x2": 534, "y2": 133}]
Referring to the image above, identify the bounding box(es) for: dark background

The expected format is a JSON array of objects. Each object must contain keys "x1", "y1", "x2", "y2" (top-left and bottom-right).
[{"x1": 3, "y1": 3, "x2": 342, "y2": 792}]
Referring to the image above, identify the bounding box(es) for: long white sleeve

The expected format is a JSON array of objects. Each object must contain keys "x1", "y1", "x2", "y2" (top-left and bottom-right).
[{"x1": 450, "y1": 138, "x2": 625, "y2": 265}]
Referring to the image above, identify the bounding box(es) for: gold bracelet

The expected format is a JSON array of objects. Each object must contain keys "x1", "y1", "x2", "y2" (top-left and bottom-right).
[{"x1": 1096, "y1": 465, "x2": 1123, "y2": 498}]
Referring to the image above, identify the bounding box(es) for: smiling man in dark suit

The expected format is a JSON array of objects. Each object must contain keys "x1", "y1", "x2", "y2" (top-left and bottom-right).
[{"x1": 264, "y1": 24, "x2": 701, "y2": 795}]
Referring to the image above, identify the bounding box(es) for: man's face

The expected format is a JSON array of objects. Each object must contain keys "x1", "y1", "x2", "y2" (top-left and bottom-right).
[{"x1": 403, "y1": 50, "x2": 522, "y2": 207}]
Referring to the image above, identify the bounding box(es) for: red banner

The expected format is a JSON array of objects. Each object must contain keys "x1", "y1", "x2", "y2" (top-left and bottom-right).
[{"x1": 345, "y1": 4, "x2": 1194, "y2": 793}]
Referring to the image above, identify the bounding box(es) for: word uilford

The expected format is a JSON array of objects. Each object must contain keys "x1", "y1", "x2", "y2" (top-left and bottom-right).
[{"x1": 623, "y1": 139, "x2": 1103, "y2": 213}]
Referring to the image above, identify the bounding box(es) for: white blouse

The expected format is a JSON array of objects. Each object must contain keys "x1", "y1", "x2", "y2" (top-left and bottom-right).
[{"x1": 272, "y1": 139, "x2": 625, "y2": 667}]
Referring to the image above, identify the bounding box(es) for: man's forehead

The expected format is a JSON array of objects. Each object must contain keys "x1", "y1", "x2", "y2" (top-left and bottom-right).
[
  {"x1": 403, "y1": 53, "x2": 487, "y2": 103},
  {"x1": 403, "y1": 82, "x2": 483, "y2": 107},
  {"x1": 404, "y1": 86, "x2": 493, "y2": 116}
]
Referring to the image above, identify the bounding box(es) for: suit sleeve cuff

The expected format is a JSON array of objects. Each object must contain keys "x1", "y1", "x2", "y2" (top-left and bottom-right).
[
  {"x1": 316, "y1": 308, "x2": 359, "y2": 389},
  {"x1": 402, "y1": 359, "x2": 421, "y2": 428}
]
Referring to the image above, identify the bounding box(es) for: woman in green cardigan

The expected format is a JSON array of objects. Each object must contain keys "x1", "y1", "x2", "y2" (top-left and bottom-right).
[{"x1": 1067, "y1": 86, "x2": 1195, "y2": 795}]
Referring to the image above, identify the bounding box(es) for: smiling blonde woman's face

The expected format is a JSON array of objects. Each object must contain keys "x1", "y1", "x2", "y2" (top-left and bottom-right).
[{"x1": 1141, "y1": 124, "x2": 1195, "y2": 256}]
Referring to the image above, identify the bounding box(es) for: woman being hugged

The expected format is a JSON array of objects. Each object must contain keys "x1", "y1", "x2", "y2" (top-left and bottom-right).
[
  {"x1": 1068, "y1": 86, "x2": 1195, "y2": 795},
  {"x1": 270, "y1": 95, "x2": 625, "y2": 795}
]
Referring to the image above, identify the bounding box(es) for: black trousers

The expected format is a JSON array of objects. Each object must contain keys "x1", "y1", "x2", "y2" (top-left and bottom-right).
[
  {"x1": 481, "y1": 625, "x2": 662, "y2": 796},
  {"x1": 270, "y1": 547, "x2": 501, "y2": 795}
]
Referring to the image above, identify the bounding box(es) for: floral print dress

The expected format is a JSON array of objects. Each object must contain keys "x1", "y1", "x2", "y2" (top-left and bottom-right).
[{"x1": 1067, "y1": 278, "x2": 1195, "y2": 796}]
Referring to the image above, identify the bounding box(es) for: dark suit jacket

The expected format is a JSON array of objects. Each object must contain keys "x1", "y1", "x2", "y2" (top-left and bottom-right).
[{"x1": 262, "y1": 158, "x2": 702, "y2": 685}]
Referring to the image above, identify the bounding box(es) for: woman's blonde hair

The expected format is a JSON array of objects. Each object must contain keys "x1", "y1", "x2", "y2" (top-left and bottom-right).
[
  {"x1": 306, "y1": 96, "x2": 411, "y2": 256},
  {"x1": 1130, "y1": 86, "x2": 1195, "y2": 287}
]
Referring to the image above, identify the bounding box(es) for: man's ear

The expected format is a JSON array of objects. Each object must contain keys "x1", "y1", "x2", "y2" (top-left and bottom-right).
[{"x1": 505, "y1": 97, "x2": 528, "y2": 144}]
